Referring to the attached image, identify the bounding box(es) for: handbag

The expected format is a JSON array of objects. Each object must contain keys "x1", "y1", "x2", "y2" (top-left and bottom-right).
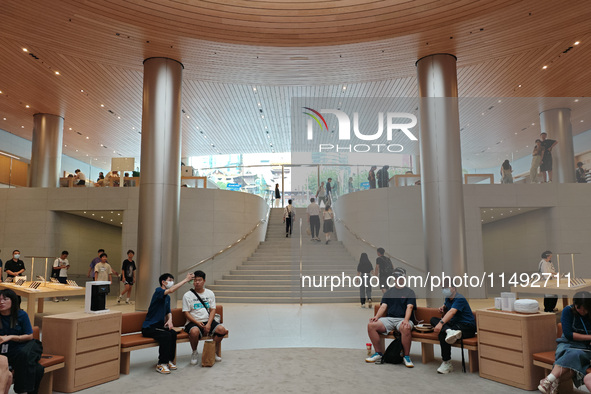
[
  {"x1": 191, "y1": 289, "x2": 221, "y2": 323},
  {"x1": 201, "y1": 340, "x2": 216, "y2": 367}
]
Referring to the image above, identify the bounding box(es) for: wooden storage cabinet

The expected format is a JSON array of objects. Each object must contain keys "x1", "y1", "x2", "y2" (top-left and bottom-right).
[
  {"x1": 42, "y1": 311, "x2": 122, "y2": 392},
  {"x1": 477, "y1": 308, "x2": 556, "y2": 390}
]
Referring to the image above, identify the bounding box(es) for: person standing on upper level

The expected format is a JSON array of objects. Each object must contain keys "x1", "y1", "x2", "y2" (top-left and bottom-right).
[{"x1": 540, "y1": 132, "x2": 558, "y2": 183}]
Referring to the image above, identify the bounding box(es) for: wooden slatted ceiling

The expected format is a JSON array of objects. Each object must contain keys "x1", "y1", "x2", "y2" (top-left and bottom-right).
[{"x1": 0, "y1": 0, "x2": 590, "y2": 170}]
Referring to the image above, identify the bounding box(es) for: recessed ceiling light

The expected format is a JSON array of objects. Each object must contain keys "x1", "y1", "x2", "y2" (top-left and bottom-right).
[
  {"x1": 110, "y1": 219, "x2": 113, "y2": 221},
  {"x1": 69, "y1": 127, "x2": 72, "y2": 130},
  {"x1": 22, "y1": 48, "x2": 28, "y2": 52},
  {"x1": 498, "y1": 100, "x2": 502, "y2": 103},
  {"x1": 84, "y1": 211, "x2": 86, "y2": 213},
  {"x1": 64, "y1": 144, "x2": 67, "y2": 147},
  {"x1": 518, "y1": 84, "x2": 522, "y2": 88},
  {"x1": 80, "y1": 89, "x2": 84, "y2": 92},
  {"x1": 132, "y1": 127, "x2": 135, "y2": 130},
  {"x1": 21, "y1": 126, "x2": 24, "y2": 128},
  {"x1": 113, "y1": 150, "x2": 116, "y2": 153},
  {"x1": 532, "y1": 123, "x2": 535, "y2": 126},
  {"x1": 257, "y1": 103, "x2": 261, "y2": 106},
  {"x1": 0, "y1": 91, "x2": 2, "y2": 94},
  {"x1": 542, "y1": 65, "x2": 548, "y2": 69},
  {"x1": 25, "y1": 105, "x2": 30, "y2": 108},
  {"x1": 86, "y1": 136, "x2": 89, "y2": 139},
  {"x1": 55, "y1": 71, "x2": 60, "y2": 75},
  {"x1": 186, "y1": 115, "x2": 190, "y2": 118},
  {"x1": 581, "y1": 120, "x2": 584, "y2": 123},
  {"x1": 100, "y1": 104, "x2": 104, "y2": 107},
  {"x1": 92, "y1": 213, "x2": 95, "y2": 216},
  {"x1": 2, "y1": 118, "x2": 6, "y2": 121},
  {"x1": 574, "y1": 41, "x2": 580, "y2": 45},
  {"x1": 75, "y1": 149, "x2": 78, "y2": 152},
  {"x1": 117, "y1": 213, "x2": 120, "y2": 216},
  {"x1": 515, "y1": 132, "x2": 518, "y2": 135},
  {"x1": 101, "y1": 216, "x2": 104, "y2": 218},
  {"x1": 117, "y1": 116, "x2": 121, "y2": 119},
  {"x1": 253, "y1": 87, "x2": 257, "y2": 92},
  {"x1": 574, "y1": 99, "x2": 579, "y2": 102},
  {"x1": 100, "y1": 144, "x2": 103, "y2": 147},
  {"x1": 342, "y1": 86, "x2": 347, "y2": 90},
  {"x1": 120, "y1": 222, "x2": 123, "y2": 225}
]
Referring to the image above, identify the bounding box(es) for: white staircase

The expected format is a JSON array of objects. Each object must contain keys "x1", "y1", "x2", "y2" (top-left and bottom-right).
[{"x1": 210, "y1": 208, "x2": 362, "y2": 303}]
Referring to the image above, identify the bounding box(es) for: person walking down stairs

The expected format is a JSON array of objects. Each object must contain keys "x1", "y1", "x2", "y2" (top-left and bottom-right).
[{"x1": 283, "y1": 199, "x2": 295, "y2": 237}]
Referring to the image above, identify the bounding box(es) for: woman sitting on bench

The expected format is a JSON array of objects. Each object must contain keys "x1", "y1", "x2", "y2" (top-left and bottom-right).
[
  {"x1": 0, "y1": 289, "x2": 44, "y2": 394},
  {"x1": 539, "y1": 291, "x2": 591, "y2": 394}
]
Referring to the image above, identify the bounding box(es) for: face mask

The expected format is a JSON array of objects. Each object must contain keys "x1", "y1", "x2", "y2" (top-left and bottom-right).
[
  {"x1": 165, "y1": 280, "x2": 174, "y2": 289},
  {"x1": 442, "y1": 288, "x2": 453, "y2": 298},
  {"x1": 14, "y1": 254, "x2": 20, "y2": 259}
]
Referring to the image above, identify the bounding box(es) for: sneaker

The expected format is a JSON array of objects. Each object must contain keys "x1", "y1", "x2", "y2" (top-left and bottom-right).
[
  {"x1": 437, "y1": 360, "x2": 453, "y2": 374},
  {"x1": 368, "y1": 300, "x2": 372, "y2": 308},
  {"x1": 403, "y1": 356, "x2": 414, "y2": 368},
  {"x1": 126, "y1": 299, "x2": 130, "y2": 304},
  {"x1": 215, "y1": 355, "x2": 222, "y2": 362},
  {"x1": 53, "y1": 298, "x2": 59, "y2": 302},
  {"x1": 538, "y1": 377, "x2": 558, "y2": 394},
  {"x1": 365, "y1": 352, "x2": 382, "y2": 363},
  {"x1": 190, "y1": 350, "x2": 199, "y2": 365},
  {"x1": 156, "y1": 364, "x2": 170, "y2": 374},
  {"x1": 117, "y1": 296, "x2": 121, "y2": 304},
  {"x1": 167, "y1": 362, "x2": 177, "y2": 370},
  {"x1": 62, "y1": 297, "x2": 68, "y2": 301},
  {"x1": 445, "y1": 329, "x2": 462, "y2": 344}
]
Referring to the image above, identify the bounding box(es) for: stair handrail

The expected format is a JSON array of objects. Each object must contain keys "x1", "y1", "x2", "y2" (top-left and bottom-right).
[
  {"x1": 334, "y1": 211, "x2": 426, "y2": 274},
  {"x1": 182, "y1": 201, "x2": 272, "y2": 273},
  {"x1": 299, "y1": 217, "x2": 303, "y2": 306}
]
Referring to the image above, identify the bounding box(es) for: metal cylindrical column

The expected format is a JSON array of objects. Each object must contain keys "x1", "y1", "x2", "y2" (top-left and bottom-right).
[
  {"x1": 416, "y1": 54, "x2": 467, "y2": 283},
  {"x1": 136, "y1": 57, "x2": 183, "y2": 310},
  {"x1": 540, "y1": 108, "x2": 575, "y2": 183},
  {"x1": 29, "y1": 113, "x2": 63, "y2": 187}
]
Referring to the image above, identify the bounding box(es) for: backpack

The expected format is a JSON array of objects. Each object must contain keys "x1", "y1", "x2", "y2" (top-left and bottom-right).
[
  {"x1": 379, "y1": 256, "x2": 394, "y2": 278},
  {"x1": 380, "y1": 337, "x2": 403, "y2": 364}
]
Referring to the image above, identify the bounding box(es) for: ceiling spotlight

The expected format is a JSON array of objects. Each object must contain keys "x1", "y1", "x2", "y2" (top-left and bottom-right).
[
  {"x1": 532, "y1": 123, "x2": 535, "y2": 126},
  {"x1": 581, "y1": 120, "x2": 584, "y2": 123},
  {"x1": 64, "y1": 144, "x2": 67, "y2": 147},
  {"x1": 575, "y1": 99, "x2": 579, "y2": 102},
  {"x1": 55, "y1": 71, "x2": 60, "y2": 75},
  {"x1": 253, "y1": 87, "x2": 257, "y2": 92},
  {"x1": 100, "y1": 104, "x2": 104, "y2": 107},
  {"x1": 75, "y1": 149, "x2": 78, "y2": 152},
  {"x1": 342, "y1": 86, "x2": 347, "y2": 90},
  {"x1": 100, "y1": 144, "x2": 104, "y2": 147},
  {"x1": 518, "y1": 84, "x2": 522, "y2": 88},
  {"x1": 25, "y1": 105, "x2": 30, "y2": 108},
  {"x1": 80, "y1": 89, "x2": 84, "y2": 92},
  {"x1": 542, "y1": 65, "x2": 548, "y2": 69},
  {"x1": 22, "y1": 48, "x2": 28, "y2": 52},
  {"x1": 186, "y1": 115, "x2": 190, "y2": 118},
  {"x1": 132, "y1": 127, "x2": 135, "y2": 129},
  {"x1": 69, "y1": 127, "x2": 72, "y2": 130},
  {"x1": 0, "y1": 91, "x2": 2, "y2": 94},
  {"x1": 258, "y1": 103, "x2": 261, "y2": 106},
  {"x1": 574, "y1": 41, "x2": 580, "y2": 45},
  {"x1": 498, "y1": 100, "x2": 502, "y2": 103},
  {"x1": 21, "y1": 125, "x2": 24, "y2": 128},
  {"x1": 86, "y1": 136, "x2": 89, "y2": 139},
  {"x1": 2, "y1": 118, "x2": 6, "y2": 121}
]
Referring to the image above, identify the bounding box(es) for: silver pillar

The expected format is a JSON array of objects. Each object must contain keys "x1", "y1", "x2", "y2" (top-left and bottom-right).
[
  {"x1": 136, "y1": 58, "x2": 183, "y2": 310},
  {"x1": 416, "y1": 54, "x2": 467, "y2": 284},
  {"x1": 540, "y1": 108, "x2": 575, "y2": 183},
  {"x1": 29, "y1": 113, "x2": 63, "y2": 187}
]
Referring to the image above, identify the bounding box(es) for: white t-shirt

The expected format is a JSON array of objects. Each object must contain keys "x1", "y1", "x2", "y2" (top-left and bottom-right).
[
  {"x1": 538, "y1": 259, "x2": 556, "y2": 274},
  {"x1": 283, "y1": 205, "x2": 295, "y2": 219},
  {"x1": 77, "y1": 172, "x2": 86, "y2": 181},
  {"x1": 53, "y1": 258, "x2": 69, "y2": 277},
  {"x1": 182, "y1": 288, "x2": 216, "y2": 323},
  {"x1": 307, "y1": 203, "x2": 320, "y2": 216},
  {"x1": 322, "y1": 210, "x2": 333, "y2": 220}
]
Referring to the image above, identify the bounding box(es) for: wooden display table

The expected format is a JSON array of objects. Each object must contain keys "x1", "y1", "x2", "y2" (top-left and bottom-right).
[
  {"x1": 477, "y1": 308, "x2": 556, "y2": 390},
  {"x1": 0, "y1": 282, "x2": 85, "y2": 325},
  {"x1": 511, "y1": 278, "x2": 591, "y2": 309},
  {"x1": 42, "y1": 311, "x2": 122, "y2": 392}
]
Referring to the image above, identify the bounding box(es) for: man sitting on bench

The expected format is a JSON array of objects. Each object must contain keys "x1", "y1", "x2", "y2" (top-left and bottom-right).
[
  {"x1": 431, "y1": 279, "x2": 476, "y2": 374},
  {"x1": 142, "y1": 271, "x2": 194, "y2": 374},
  {"x1": 182, "y1": 270, "x2": 228, "y2": 366},
  {"x1": 366, "y1": 267, "x2": 416, "y2": 368}
]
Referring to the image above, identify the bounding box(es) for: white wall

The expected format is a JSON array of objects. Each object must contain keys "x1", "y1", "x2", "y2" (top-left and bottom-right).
[
  {"x1": 482, "y1": 208, "x2": 552, "y2": 294},
  {"x1": 0, "y1": 187, "x2": 268, "y2": 285},
  {"x1": 334, "y1": 183, "x2": 591, "y2": 298}
]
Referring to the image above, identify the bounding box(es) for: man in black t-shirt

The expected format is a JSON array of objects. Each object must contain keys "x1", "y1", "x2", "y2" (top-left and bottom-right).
[
  {"x1": 540, "y1": 132, "x2": 558, "y2": 183},
  {"x1": 5, "y1": 250, "x2": 25, "y2": 280},
  {"x1": 366, "y1": 267, "x2": 416, "y2": 368}
]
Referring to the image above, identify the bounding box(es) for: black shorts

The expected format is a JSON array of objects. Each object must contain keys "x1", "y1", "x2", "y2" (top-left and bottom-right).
[
  {"x1": 540, "y1": 154, "x2": 553, "y2": 171},
  {"x1": 184, "y1": 320, "x2": 222, "y2": 337}
]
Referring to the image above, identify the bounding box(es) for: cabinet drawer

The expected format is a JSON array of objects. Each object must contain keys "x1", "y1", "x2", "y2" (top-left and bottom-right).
[
  {"x1": 77, "y1": 316, "x2": 121, "y2": 338},
  {"x1": 479, "y1": 330, "x2": 523, "y2": 351},
  {"x1": 74, "y1": 359, "x2": 119, "y2": 388},
  {"x1": 76, "y1": 345, "x2": 119, "y2": 369},
  {"x1": 480, "y1": 343, "x2": 523, "y2": 366},
  {"x1": 479, "y1": 314, "x2": 522, "y2": 336},
  {"x1": 76, "y1": 332, "x2": 120, "y2": 353},
  {"x1": 480, "y1": 357, "x2": 525, "y2": 385}
]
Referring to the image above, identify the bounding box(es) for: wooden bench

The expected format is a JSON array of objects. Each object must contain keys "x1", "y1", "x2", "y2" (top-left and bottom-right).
[
  {"x1": 373, "y1": 305, "x2": 479, "y2": 372},
  {"x1": 32, "y1": 327, "x2": 66, "y2": 394},
  {"x1": 532, "y1": 323, "x2": 574, "y2": 393},
  {"x1": 120, "y1": 306, "x2": 227, "y2": 374}
]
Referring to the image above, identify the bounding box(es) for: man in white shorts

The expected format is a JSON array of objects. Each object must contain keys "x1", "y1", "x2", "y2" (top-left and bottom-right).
[
  {"x1": 366, "y1": 267, "x2": 416, "y2": 367},
  {"x1": 183, "y1": 270, "x2": 228, "y2": 365}
]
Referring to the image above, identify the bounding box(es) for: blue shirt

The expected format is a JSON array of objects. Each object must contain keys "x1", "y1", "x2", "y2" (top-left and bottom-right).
[
  {"x1": 560, "y1": 305, "x2": 591, "y2": 344},
  {"x1": 142, "y1": 287, "x2": 170, "y2": 329},
  {"x1": 90, "y1": 257, "x2": 101, "y2": 271},
  {"x1": 381, "y1": 286, "x2": 417, "y2": 320},
  {"x1": 444, "y1": 294, "x2": 475, "y2": 326},
  {"x1": 0, "y1": 310, "x2": 33, "y2": 353}
]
